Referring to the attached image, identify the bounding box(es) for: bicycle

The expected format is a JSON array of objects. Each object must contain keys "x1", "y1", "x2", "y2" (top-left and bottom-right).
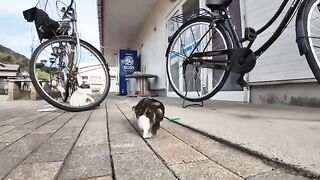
[
  {"x1": 23, "y1": 0, "x2": 110, "y2": 112},
  {"x1": 166, "y1": 0, "x2": 320, "y2": 103}
]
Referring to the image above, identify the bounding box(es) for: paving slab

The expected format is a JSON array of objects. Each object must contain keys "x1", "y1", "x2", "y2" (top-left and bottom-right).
[
  {"x1": 0, "y1": 112, "x2": 48, "y2": 127},
  {"x1": 170, "y1": 160, "x2": 241, "y2": 180},
  {"x1": 109, "y1": 121, "x2": 136, "y2": 134},
  {"x1": 31, "y1": 113, "x2": 75, "y2": 135},
  {"x1": 86, "y1": 176, "x2": 113, "y2": 180},
  {"x1": 115, "y1": 100, "x2": 208, "y2": 166},
  {"x1": 161, "y1": 121, "x2": 221, "y2": 146},
  {"x1": 24, "y1": 139, "x2": 75, "y2": 164},
  {"x1": 0, "y1": 117, "x2": 22, "y2": 126},
  {"x1": 107, "y1": 104, "x2": 130, "y2": 124},
  {"x1": 15, "y1": 113, "x2": 61, "y2": 130},
  {"x1": 195, "y1": 142, "x2": 273, "y2": 178},
  {"x1": 113, "y1": 150, "x2": 176, "y2": 180},
  {"x1": 0, "y1": 126, "x2": 15, "y2": 136},
  {"x1": 47, "y1": 113, "x2": 76, "y2": 125},
  {"x1": 147, "y1": 129, "x2": 208, "y2": 166},
  {"x1": 63, "y1": 111, "x2": 92, "y2": 127},
  {"x1": 154, "y1": 97, "x2": 320, "y2": 176},
  {"x1": 248, "y1": 170, "x2": 309, "y2": 180},
  {"x1": 5, "y1": 162, "x2": 62, "y2": 180},
  {"x1": 58, "y1": 143, "x2": 112, "y2": 179},
  {"x1": 31, "y1": 124, "x2": 63, "y2": 135},
  {"x1": 114, "y1": 101, "x2": 135, "y2": 120},
  {"x1": 0, "y1": 142, "x2": 8, "y2": 151},
  {"x1": 51, "y1": 111, "x2": 91, "y2": 141},
  {"x1": 110, "y1": 132, "x2": 149, "y2": 154},
  {"x1": 0, "y1": 129, "x2": 32, "y2": 143},
  {"x1": 0, "y1": 98, "x2": 316, "y2": 179},
  {"x1": 76, "y1": 108, "x2": 108, "y2": 146},
  {"x1": 0, "y1": 134, "x2": 50, "y2": 179},
  {"x1": 162, "y1": 121, "x2": 273, "y2": 178},
  {"x1": 107, "y1": 103, "x2": 135, "y2": 131},
  {"x1": 114, "y1": 97, "x2": 308, "y2": 179},
  {"x1": 51, "y1": 126, "x2": 82, "y2": 140},
  {"x1": 7, "y1": 112, "x2": 52, "y2": 127}
]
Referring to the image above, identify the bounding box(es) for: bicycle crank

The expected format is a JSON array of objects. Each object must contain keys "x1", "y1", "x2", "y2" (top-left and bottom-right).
[{"x1": 229, "y1": 48, "x2": 256, "y2": 74}]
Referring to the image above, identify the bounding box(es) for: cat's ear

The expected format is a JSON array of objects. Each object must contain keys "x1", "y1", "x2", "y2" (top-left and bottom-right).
[{"x1": 132, "y1": 106, "x2": 136, "y2": 111}]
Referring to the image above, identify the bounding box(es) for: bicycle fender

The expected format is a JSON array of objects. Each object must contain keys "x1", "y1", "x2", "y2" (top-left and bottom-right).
[{"x1": 295, "y1": 0, "x2": 310, "y2": 55}]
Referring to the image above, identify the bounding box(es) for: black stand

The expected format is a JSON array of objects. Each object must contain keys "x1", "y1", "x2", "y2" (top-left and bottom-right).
[
  {"x1": 181, "y1": 69, "x2": 204, "y2": 108},
  {"x1": 182, "y1": 97, "x2": 204, "y2": 108}
]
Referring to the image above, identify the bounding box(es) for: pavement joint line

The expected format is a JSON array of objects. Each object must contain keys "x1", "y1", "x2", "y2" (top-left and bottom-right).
[
  {"x1": 161, "y1": 126, "x2": 244, "y2": 179},
  {"x1": 105, "y1": 101, "x2": 117, "y2": 180},
  {"x1": 244, "y1": 169, "x2": 276, "y2": 179},
  {"x1": 0, "y1": 112, "x2": 64, "y2": 153},
  {"x1": 115, "y1": 103, "x2": 181, "y2": 180},
  {"x1": 0, "y1": 109, "x2": 34, "y2": 119},
  {"x1": 54, "y1": 110, "x2": 94, "y2": 180},
  {"x1": 109, "y1": 149, "x2": 149, "y2": 155},
  {"x1": 0, "y1": 112, "x2": 50, "y2": 136},
  {"x1": 19, "y1": 112, "x2": 52, "y2": 126},
  {"x1": 165, "y1": 119, "x2": 320, "y2": 179},
  {"x1": 76, "y1": 175, "x2": 112, "y2": 180},
  {"x1": 1, "y1": 112, "x2": 76, "y2": 179},
  {"x1": 0, "y1": 112, "x2": 50, "y2": 128},
  {"x1": 0, "y1": 126, "x2": 15, "y2": 136},
  {"x1": 0, "y1": 110, "x2": 46, "y2": 127}
]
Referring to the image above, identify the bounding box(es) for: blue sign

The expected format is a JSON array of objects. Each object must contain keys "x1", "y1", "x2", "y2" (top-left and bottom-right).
[{"x1": 119, "y1": 49, "x2": 138, "y2": 95}]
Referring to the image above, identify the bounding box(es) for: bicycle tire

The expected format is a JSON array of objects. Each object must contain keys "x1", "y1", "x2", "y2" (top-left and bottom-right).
[
  {"x1": 302, "y1": 0, "x2": 320, "y2": 81},
  {"x1": 166, "y1": 16, "x2": 233, "y2": 102},
  {"x1": 30, "y1": 36, "x2": 110, "y2": 112}
]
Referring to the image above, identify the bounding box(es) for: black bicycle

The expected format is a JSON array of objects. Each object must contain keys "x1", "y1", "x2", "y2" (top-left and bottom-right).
[
  {"x1": 24, "y1": 0, "x2": 110, "y2": 112},
  {"x1": 166, "y1": 0, "x2": 320, "y2": 102}
]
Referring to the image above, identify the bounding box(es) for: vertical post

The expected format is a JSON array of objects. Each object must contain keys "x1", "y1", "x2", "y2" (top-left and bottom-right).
[
  {"x1": 8, "y1": 80, "x2": 21, "y2": 101},
  {"x1": 30, "y1": 82, "x2": 40, "y2": 100}
]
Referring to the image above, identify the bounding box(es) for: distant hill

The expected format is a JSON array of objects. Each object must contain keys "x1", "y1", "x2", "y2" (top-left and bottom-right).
[{"x1": 0, "y1": 44, "x2": 29, "y2": 72}]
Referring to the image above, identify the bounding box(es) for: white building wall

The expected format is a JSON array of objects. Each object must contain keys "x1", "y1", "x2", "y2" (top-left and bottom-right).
[
  {"x1": 242, "y1": 0, "x2": 314, "y2": 83},
  {"x1": 130, "y1": 0, "x2": 188, "y2": 90},
  {"x1": 128, "y1": 0, "x2": 317, "y2": 102}
]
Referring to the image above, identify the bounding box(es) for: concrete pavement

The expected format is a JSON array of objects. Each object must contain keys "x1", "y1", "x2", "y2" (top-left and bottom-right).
[
  {"x1": 0, "y1": 96, "x2": 316, "y2": 179},
  {"x1": 118, "y1": 96, "x2": 320, "y2": 179}
]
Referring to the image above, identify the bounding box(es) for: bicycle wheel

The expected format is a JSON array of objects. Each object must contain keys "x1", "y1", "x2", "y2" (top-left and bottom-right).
[
  {"x1": 30, "y1": 36, "x2": 110, "y2": 112},
  {"x1": 303, "y1": 0, "x2": 320, "y2": 81},
  {"x1": 166, "y1": 16, "x2": 233, "y2": 102}
]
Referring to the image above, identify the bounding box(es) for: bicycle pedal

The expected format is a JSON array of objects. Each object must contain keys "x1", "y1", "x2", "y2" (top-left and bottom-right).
[{"x1": 245, "y1": 27, "x2": 257, "y2": 41}]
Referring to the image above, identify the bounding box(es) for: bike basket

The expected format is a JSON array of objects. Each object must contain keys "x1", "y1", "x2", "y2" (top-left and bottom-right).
[
  {"x1": 170, "y1": 8, "x2": 213, "y2": 24},
  {"x1": 23, "y1": 0, "x2": 71, "y2": 41},
  {"x1": 168, "y1": 8, "x2": 220, "y2": 36}
]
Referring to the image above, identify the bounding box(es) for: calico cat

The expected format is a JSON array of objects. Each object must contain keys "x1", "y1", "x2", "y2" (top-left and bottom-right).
[{"x1": 132, "y1": 98, "x2": 165, "y2": 139}]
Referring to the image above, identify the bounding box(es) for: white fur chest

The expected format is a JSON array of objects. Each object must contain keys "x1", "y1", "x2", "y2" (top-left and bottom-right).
[{"x1": 137, "y1": 115, "x2": 151, "y2": 138}]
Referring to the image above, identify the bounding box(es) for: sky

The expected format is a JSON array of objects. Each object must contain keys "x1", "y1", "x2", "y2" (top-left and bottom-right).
[{"x1": 0, "y1": 0, "x2": 100, "y2": 58}]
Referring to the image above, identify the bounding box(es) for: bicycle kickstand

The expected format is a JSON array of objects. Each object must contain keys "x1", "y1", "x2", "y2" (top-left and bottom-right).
[
  {"x1": 181, "y1": 68, "x2": 204, "y2": 108},
  {"x1": 182, "y1": 94, "x2": 204, "y2": 108}
]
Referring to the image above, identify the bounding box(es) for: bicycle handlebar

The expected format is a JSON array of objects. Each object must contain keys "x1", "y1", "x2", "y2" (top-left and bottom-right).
[
  {"x1": 69, "y1": 0, "x2": 74, "y2": 8},
  {"x1": 62, "y1": 0, "x2": 75, "y2": 19}
]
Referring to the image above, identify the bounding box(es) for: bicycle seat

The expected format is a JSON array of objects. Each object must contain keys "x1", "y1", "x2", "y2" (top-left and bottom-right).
[{"x1": 206, "y1": 0, "x2": 233, "y2": 10}]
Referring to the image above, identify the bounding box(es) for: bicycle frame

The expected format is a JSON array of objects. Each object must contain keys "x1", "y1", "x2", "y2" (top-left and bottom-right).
[
  {"x1": 56, "y1": 0, "x2": 82, "y2": 82},
  {"x1": 224, "y1": 0, "x2": 304, "y2": 58},
  {"x1": 170, "y1": 0, "x2": 308, "y2": 62}
]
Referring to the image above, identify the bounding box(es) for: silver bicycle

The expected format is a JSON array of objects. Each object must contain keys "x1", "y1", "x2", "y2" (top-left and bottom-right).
[{"x1": 24, "y1": 0, "x2": 110, "y2": 112}]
